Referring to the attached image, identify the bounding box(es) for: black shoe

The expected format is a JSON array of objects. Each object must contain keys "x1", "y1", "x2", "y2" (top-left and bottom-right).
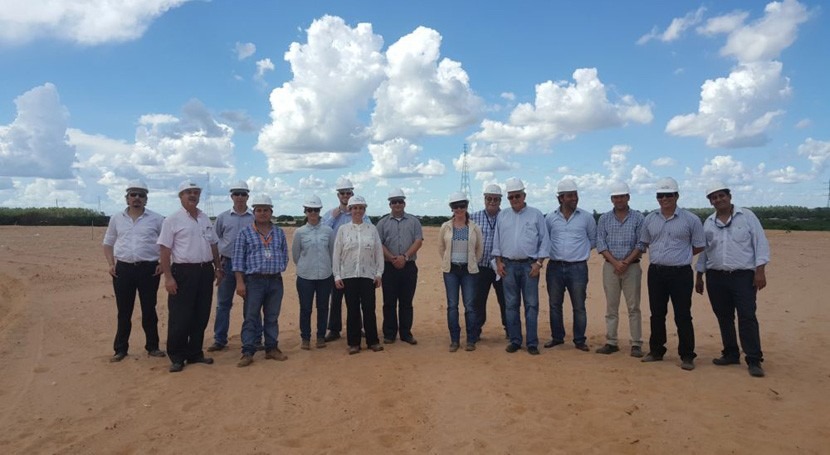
[
  {"x1": 543, "y1": 339, "x2": 564, "y2": 348},
  {"x1": 255, "y1": 345, "x2": 265, "y2": 352},
  {"x1": 169, "y1": 362, "x2": 184, "y2": 373},
  {"x1": 527, "y1": 346, "x2": 540, "y2": 356},
  {"x1": 324, "y1": 332, "x2": 341, "y2": 342},
  {"x1": 505, "y1": 343, "x2": 520, "y2": 353},
  {"x1": 748, "y1": 363, "x2": 765, "y2": 377},
  {"x1": 401, "y1": 337, "x2": 418, "y2": 345},
  {"x1": 680, "y1": 358, "x2": 695, "y2": 371},
  {"x1": 712, "y1": 356, "x2": 740, "y2": 366},
  {"x1": 383, "y1": 338, "x2": 396, "y2": 344},
  {"x1": 110, "y1": 352, "x2": 127, "y2": 362},
  {"x1": 641, "y1": 353, "x2": 663, "y2": 362},
  {"x1": 630, "y1": 346, "x2": 644, "y2": 358},
  {"x1": 595, "y1": 344, "x2": 619, "y2": 355},
  {"x1": 187, "y1": 357, "x2": 214, "y2": 365},
  {"x1": 206, "y1": 343, "x2": 226, "y2": 352},
  {"x1": 575, "y1": 343, "x2": 590, "y2": 352},
  {"x1": 147, "y1": 349, "x2": 166, "y2": 358}
]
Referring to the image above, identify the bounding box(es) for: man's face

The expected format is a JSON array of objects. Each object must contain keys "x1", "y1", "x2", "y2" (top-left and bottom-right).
[
  {"x1": 707, "y1": 190, "x2": 732, "y2": 211},
  {"x1": 253, "y1": 205, "x2": 272, "y2": 223},
  {"x1": 231, "y1": 191, "x2": 249, "y2": 207},
  {"x1": 337, "y1": 189, "x2": 353, "y2": 206},
  {"x1": 611, "y1": 194, "x2": 629, "y2": 211},
  {"x1": 558, "y1": 191, "x2": 578, "y2": 211},
  {"x1": 507, "y1": 191, "x2": 525, "y2": 210},
  {"x1": 179, "y1": 188, "x2": 201, "y2": 209},
  {"x1": 126, "y1": 190, "x2": 147, "y2": 208},
  {"x1": 483, "y1": 194, "x2": 501, "y2": 213},
  {"x1": 656, "y1": 192, "x2": 678, "y2": 211},
  {"x1": 389, "y1": 198, "x2": 405, "y2": 215}
]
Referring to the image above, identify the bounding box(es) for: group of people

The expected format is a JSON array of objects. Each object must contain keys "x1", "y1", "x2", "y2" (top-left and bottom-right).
[{"x1": 103, "y1": 175, "x2": 770, "y2": 377}]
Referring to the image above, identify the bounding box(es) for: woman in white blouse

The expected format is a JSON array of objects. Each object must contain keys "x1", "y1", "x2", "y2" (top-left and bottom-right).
[
  {"x1": 332, "y1": 195, "x2": 385, "y2": 355},
  {"x1": 438, "y1": 192, "x2": 483, "y2": 352}
]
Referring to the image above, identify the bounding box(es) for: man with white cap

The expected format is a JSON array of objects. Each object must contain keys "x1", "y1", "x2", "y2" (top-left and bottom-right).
[
  {"x1": 102, "y1": 181, "x2": 166, "y2": 362},
  {"x1": 233, "y1": 195, "x2": 289, "y2": 367},
  {"x1": 695, "y1": 183, "x2": 769, "y2": 377},
  {"x1": 208, "y1": 181, "x2": 255, "y2": 352},
  {"x1": 544, "y1": 178, "x2": 597, "y2": 352},
  {"x1": 595, "y1": 182, "x2": 646, "y2": 358},
  {"x1": 470, "y1": 183, "x2": 507, "y2": 339},
  {"x1": 158, "y1": 179, "x2": 222, "y2": 373},
  {"x1": 492, "y1": 177, "x2": 550, "y2": 355},
  {"x1": 321, "y1": 177, "x2": 369, "y2": 342},
  {"x1": 639, "y1": 177, "x2": 705, "y2": 371},
  {"x1": 376, "y1": 188, "x2": 424, "y2": 345}
]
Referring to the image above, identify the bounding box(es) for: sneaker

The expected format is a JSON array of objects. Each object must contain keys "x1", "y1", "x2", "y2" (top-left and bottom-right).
[
  {"x1": 505, "y1": 343, "x2": 521, "y2": 353},
  {"x1": 543, "y1": 339, "x2": 564, "y2": 348},
  {"x1": 324, "y1": 331, "x2": 341, "y2": 342},
  {"x1": 712, "y1": 356, "x2": 740, "y2": 366},
  {"x1": 641, "y1": 353, "x2": 664, "y2": 363},
  {"x1": 680, "y1": 358, "x2": 695, "y2": 371},
  {"x1": 348, "y1": 346, "x2": 360, "y2": 355},
  {"x1": 465, "y1": 342, "x2": 476, "y2": 352},
  {"x1": 449, "y1": 342, "x2": 460, "y2": 352},
  {"x1": 301, "y1": 340, "x2": 310, "y2": 350},
  {"x1": 265, "y1": 348, "x2": 287, "y2": 361},
  {"x1": 595, "y1": 344, "x2": 619, "y2": 355},
  {"x1": 110, "y1": 352, "x2": 127, "y2": 362},
  {"x1": 527, "y1": 346, "x2": 540, "y2": 356},
  {"x1": 147, "y1": 349, "x2": 166, "y2": 358},
  {"x1": 237, "y1": 355, "x2": 253, "y2": 367},
  {"x1": 575, "y1": 343, "x2": 590, "y2": 352},
  {"x1": 369, "y1": 344, "x2": 384, "y2": 352},
  {"x1": 630, "y1": 346, "x2": 644, "y2": 358},
  {"x1": 206, "y1": 343, "x2": 226, "y2": 352},
  {"x1": 748, "y1": 363, "x2": 765, "y2": 378},
  {"x1": 316, "y1": 338, "x2": 327, "y2": 349}
]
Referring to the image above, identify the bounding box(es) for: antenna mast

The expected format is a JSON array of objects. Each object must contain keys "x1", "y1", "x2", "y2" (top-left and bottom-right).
[{"x1": 460, "y1": 143, "x2": 473, "y2": 211}]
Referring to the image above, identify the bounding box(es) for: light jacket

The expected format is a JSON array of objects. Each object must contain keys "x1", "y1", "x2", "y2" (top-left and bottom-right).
[{"x1": 438, "y1": 219, "x2": 483, "y2": 274}]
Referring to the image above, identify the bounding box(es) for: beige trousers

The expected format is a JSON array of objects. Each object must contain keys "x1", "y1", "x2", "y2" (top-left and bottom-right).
[{"x1": 601, "y1": 261, "x2": 642, "y2": 347}]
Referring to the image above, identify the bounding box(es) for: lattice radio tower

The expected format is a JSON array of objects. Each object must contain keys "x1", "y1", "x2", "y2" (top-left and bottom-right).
[
  {"x1": 826, "y1": 178, "x2": 830, "y2": 208},
  {"x1": 460, "y1": 143, "x2": 473, "y2": 211}
]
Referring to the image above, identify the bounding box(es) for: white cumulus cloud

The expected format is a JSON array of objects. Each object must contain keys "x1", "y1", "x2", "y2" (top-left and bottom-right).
[
  {"x1": 767, "y1": 165, "x2": 811, "y2": 183},
  {"x1": 369, "y1": 138, "x2": 445, "y2": 178},
  {"x1": 637, "y1": 7, "x2": 707, "y2": 44},
  {"x1": 798, "y1": 138, "x2": 830, "y2": 173},
  {"x1": 652, "y1": 157, "x2": 678, "y2": 167},
  {"x1": 235, "y1": 42, "x2": 256, "y2": 60},
  {"x1": 255, "y1": 58, "x2": 275, "y2": 80}
]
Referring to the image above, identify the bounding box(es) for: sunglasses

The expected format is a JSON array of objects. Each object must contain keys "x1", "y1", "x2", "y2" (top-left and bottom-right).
[
  {"x1": 485, "y1": 196, "x2": 501, "y2": 202},
  {"x1": 305, "y1": 207, "x2": 321, "y2": 213},
  {"x1": 338, "y1": 191, "x2": 353, "y2": 196},
  {"x1": 507, "y1": 194, "x2": 523, "y2": 200},
  {"x1": 232, "y1": 192, "x2": 249, "y2": 197},
  {"x1": 128, "y1": 192, "x2": 147, "y2": 198},
  {"x1": 450, "y1": 203, "x2": 468, "y2": 210},
  {"x1": 389, "y1": 199, "x2": 405, "y2": 205},
  {"x1": 656, "y1": 193, "x2": 675, "y2": 199}
]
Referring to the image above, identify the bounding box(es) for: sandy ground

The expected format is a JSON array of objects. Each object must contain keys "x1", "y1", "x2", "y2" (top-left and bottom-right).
[{"x1": 0, "y1": 225, "x2": 828, "y2": 454}]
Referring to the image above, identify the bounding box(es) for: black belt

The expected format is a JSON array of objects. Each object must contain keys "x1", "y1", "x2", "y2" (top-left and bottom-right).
[
  {"x1": 173, "y1": 262, "x2": 214, "y2": 268},
  {"x1": 247, "y1": 273, "x2": 281, "y2": 279},
  {"x1": 117, "y1": 260, "x2": 158, "y2": 266},
  {"x1": 708, "y1": 269, "x2": 752, "y2": 275},
  {"x1": 649, "y1": 264, "x2": 689, "y2": 270},
  {"x1": 503, "y1": 257, "x2": 534, "y2": 263},
  {"x1": 550, "y1": 260, "x2": 586, "y2": 265}
]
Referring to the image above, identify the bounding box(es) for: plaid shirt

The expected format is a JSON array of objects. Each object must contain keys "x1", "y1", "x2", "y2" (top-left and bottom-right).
[
  {"x1": 232, "y1": 224, "x2": 288, "y2": 275},
  {"x1": 470, "y1": 209, "x2": 498, "y2": 267},
  {"x1": 596, "y1": 208, "x2": 646, "y2": 260}
]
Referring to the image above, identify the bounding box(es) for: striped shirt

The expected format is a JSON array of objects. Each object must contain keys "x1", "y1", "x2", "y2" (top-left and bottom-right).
[
  {"x1": 640, "y1": 208, "x2": 705, "y2": 266},
  {"x1": 696, "y1": 206, "x2": 770, "y2": 272},
  {"x1": 596, "y1": 208, "x2": 645, "y2": 260},
  {"x1": 546, "y1": 207, "x2": 597, "y2": 262},
  {"x1": 470, "y1": 209, "x2": 499, "y2": 268},
  {"x1": 232, "y1": 223, "x2": 288, "y2": 275}
]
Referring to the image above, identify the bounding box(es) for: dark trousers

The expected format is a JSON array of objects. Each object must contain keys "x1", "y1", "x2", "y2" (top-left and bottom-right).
[
  {"x1": 473, "y1": 266, "x2": 506, "y2": 338},
  {"x1": 344, "y1": 278, "x2": 380, "y2": 347},
  {"x1": 112, "y1": 261, "x2": 161, "y2": 354},
  {"x1": 327, "y1": 279, "x2": 345, "y2": 333},
  {"x1": 297, "y1": 276, "x2": 332, "y2": 341},
  {"x1": 382, "y1": 261, "x2": 417, "y2": 340},
  {"x1": 706, "y1": 269, "x2": 763, "y2": 364},
  {"x1": 647, "y1": 264, "x2": 696, "y2": 360},
  {"x1": 167, "y1": 263, "x2": 214, "y2": 364}
]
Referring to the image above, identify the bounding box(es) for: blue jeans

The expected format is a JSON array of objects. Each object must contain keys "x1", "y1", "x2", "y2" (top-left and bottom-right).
[
  {"x1": 241, "y1": 275, "x2": 283, "y2": 355},
  {"x1": 296, "y1": 276, "x2": 332, "y2": 341},
  {"x1": 546, "y1": 261, "x2": 589, "y2": 345},
  {"x1": 443, "y1": 265, "x2": 478, "y2": 343},
  {"x1": 502, "y1": 261, "x2": 539, "y2": 348},
  {"x1": 213, "y1": 258, "x2": 236, "y2": 346}
]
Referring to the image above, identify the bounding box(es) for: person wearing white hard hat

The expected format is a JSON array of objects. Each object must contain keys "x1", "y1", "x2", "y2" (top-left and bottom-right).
[
  {"x1": 639, "y1": 177, "x2": 705, "y2": 371},
  {"x1": 595, "y1": 182, "x2": 646, "y2": 358},
  {"x1": 292, "y1": 195, "x2": 335, "y2": 350},
  {"x1": 470, "y1": 183, "x2": 507, "y2": 339},
  {"x1": 376, "y1": 188, "x2": 424, "y2": 345},
  {"x1": 438, "y1": 192, "x2": 483, "y2": 352},
  {"x1": 694, "y1": 183, "x2": 769, "y2": 377},
  {"x1": 544, "y1": 179, "x2": 597, "y2": 352},
  {"x1": 332, "y1": 195, "x2": 385, "y2": 355},
  {"x1": 102, "y1": 181, "x2": 166, "y2": 362},
  {"x1": 232, "y1": 195, "x2": 289, "y2": 367},
  {"x1": 208, "y1": 181, "x2": 256, "y2": 353},
  {"x1": 492, "y1": 177, "x2": 550, "y2": 355},
  {"x1": 321, "y1": 177, "x2": 370, "y2": 342},
  {"x1": 157, "y1": 179, "x2": 222, "y2": 373}
]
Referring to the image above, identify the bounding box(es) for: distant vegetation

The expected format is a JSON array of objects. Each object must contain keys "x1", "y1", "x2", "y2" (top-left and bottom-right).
[{"x1": 1, "y1": 206, "x2": 829, "y2": 231}]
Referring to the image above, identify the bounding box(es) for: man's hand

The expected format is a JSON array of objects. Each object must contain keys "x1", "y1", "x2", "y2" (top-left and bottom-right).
[
  {"x1": 236, "y1": 282, "x2": 246, "y2": 299},
  {"x1": 529, "y1": 262, "x2": 541, "y2": 278},
  {"x1": 694, "y1": 274, "x2": 705, "y2": 295},
  {"x1": 335, "y1": 279, "x2": 344, "y2": 290},
  {"x1": 374, "y1": 277, "x2": 382, "y2": 288},
  {"x1": 754, "y1": 268, "x2": 767, "y2": 291},
  {"x1": 108, "y1": 264, "x2": 117, "y2": 278},
  {"x1": 165, "y1": 277, "x2": 177, "y2": 295}
]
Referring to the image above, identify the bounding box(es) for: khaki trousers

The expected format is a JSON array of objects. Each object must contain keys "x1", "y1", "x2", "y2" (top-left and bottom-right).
[{"x1": 602, "y1": 261, "x2": 642, "y2": 347}]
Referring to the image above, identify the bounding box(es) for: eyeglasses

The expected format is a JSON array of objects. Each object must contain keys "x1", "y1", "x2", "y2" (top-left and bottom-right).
[
  {"x1": 305, "y1": 207, "x2": 321, "y2": 213},
  {"x1": 507, "y1": 193, "x2": 523, "y2": 200},
  {"x1": 485, "y1": 196, "x2": 501, "y2": 202},
  {"x1": 656, "y1": 193, "x2": 675, "y2": 199},
  {"x1": 389, "y1": 199, "x2": 405, "y2": 205},
  {"x1": 450, "y1": 203, "x2": 468, "y2": 210},
  {"x1": 128, "y1": 192, "x2": 147, "y2": 198},
  {"x1": 338, "y1": 191, "x2": 353, "y2": 196},
  {"x1": 232, "y1": 192, "x2": 249, "y2": 197}
]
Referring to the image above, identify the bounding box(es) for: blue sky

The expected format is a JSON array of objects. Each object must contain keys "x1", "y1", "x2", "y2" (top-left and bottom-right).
[{"x1": 1, "y1": 0, "x2": 828, "y2": 216}]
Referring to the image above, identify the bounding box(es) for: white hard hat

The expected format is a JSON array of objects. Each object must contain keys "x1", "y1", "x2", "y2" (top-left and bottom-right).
[
  {"x1": 348, "y1": 195, "x2": 367, "y2": 207},
  {"x1": 706, "y1": 182, "x2": 730, "y2": 197},
  {"x1": 609, "y1": 182, "x2": 630, "y2": 197},
  {"x1": 250, "y1": 194, "x2": 273, "y2": 207},
  {"x1": 655, "y1": 177, "x2": 679, "y2": 193},
  {"x1": 448, "y1": 191, "x2": 468, "y2": 204},
  {"x1": 483, "y1": 183, "x2": 502, "y2": 196},
  {"x1": 229, "y1": 180, "x2": 249, "y2": 193},
  {"x1": 504, "y1": 177, "x2": 525, "y2": 193},
  {"x1": 178, "y1": 180, "x2": 201, "y2": 194},
  {"x1": 556, "y1": 178, "x2": 578, "y2": 194},
  {"x1": 335, "y1": 177, "x2": 354, "y2": 191},
  {"x1": 126, "y1": 180, "x2": 149, "y2": 193},
  {"x1": 303, "y1": 194, "x2": 323, "y2": 208},
  {"x1": 387, "y1": 188, "x2": 406, "y2": 200}
]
